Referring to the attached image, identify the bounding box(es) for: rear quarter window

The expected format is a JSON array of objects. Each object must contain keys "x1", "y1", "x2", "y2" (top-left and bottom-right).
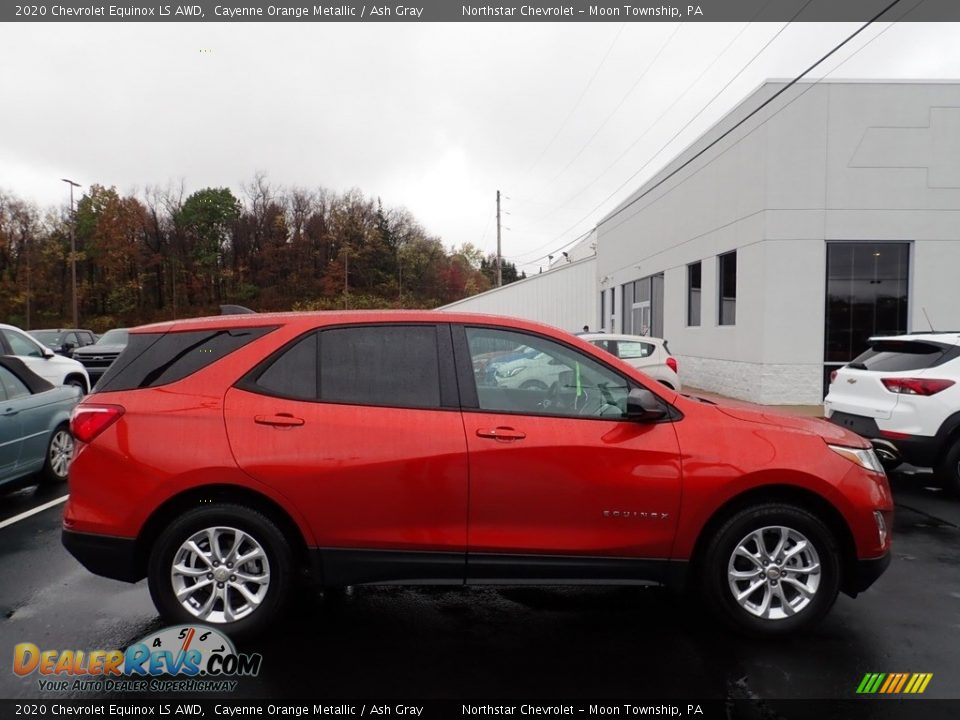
[
  {"x1": 851, "y1": 340, "x2": 960, "y2": 372},
  {"x1": 96, "y1": 327, "x2": 276, "y2": 392}
]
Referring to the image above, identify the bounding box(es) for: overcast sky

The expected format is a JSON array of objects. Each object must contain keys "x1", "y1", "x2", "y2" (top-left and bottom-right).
[{"x1": 1, "y1": 21, "x2": 958, "y2": 274}]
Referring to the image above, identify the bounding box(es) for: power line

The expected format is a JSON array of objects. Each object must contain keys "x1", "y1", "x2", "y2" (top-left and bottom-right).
[
  {"x1": 598, "y1": 9, "x2": 916, "y2": 241},
  {"x1": 512, "y1": 23, "x2": 627, "y2": 190},
  {"x1": 525, "y1": 22, "x2": 684, "y2": 202},
  {"x1": 510, "y1": 13, "x2": 762, "y2": 261},
  {"x1": 555, "y1": 0, "x2": 813, "y2": 223},
  {"x1": 519, "y1": 0, "x2": 910, "y2": 267}
]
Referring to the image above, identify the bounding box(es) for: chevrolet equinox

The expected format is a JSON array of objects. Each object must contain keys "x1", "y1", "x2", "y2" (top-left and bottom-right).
[{"x1": 63, "y1": 312, "x2": 892, "y2": 636}]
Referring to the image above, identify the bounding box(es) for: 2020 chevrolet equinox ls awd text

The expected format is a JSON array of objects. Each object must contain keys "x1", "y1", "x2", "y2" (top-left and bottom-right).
[{"x1": 63, "y1": 312, "x2": 892, "y2": 636}]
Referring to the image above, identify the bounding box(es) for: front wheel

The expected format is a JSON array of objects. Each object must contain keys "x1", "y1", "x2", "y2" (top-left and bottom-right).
[
  {"x1": 65, "y1": 377, "x2": 87, "y2": 395},
  {"x1": 702, "y1": 503, "x2": 840, "y2": 635},
  {"x1": 148, "y1": 504, "x2": 293, "y2": 638}
]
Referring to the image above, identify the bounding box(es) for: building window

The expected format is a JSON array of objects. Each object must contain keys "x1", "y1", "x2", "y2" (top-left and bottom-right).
[
  {"x1": 718, "y1": 251, "x2": 737, "y2": 326},
  {"x1": 599, "y1": 290, "x2": 606, "y2": 330},
  {"x1": 823, "y1": 241, "x2": 910, "y2": 394},
  {"x1": 687, "y1": 262, "x2": 701, "y2": 327}
]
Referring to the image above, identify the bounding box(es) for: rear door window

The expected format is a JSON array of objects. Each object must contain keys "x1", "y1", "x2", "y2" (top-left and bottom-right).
[
  {"x1": 850, "y1": 340, "x2": 960, "y2": 372},
  {"x1": 319, "y1": 325, "x2": 443, "y2": 409},
  {"x1": 97, "y1": 327, "x2": 276, "y2": 392},
  {"x1": 253, "y1": 333, "x2": 319, "y2": 401}
]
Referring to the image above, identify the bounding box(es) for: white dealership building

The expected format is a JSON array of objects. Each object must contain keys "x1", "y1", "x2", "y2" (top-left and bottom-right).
[{"x1": 441, "y1": 80, "x2": 960, "y2": 404}]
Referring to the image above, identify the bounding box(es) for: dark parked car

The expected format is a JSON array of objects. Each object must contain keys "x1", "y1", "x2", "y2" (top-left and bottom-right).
[
  {"x1": 71, "y1": 329, "x2": 129, "y2": 386},
  {"x1": 28, "y1": 329, "x2": 98, "y2": 358},
  {"x1": 0, "y1": 356, "x2": 80, "y2": 486}
]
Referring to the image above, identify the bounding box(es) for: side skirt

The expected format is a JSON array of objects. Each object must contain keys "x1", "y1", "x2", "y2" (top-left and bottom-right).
[{"x1": 310, "y1": 548, "x2": 688, "y2": 590}]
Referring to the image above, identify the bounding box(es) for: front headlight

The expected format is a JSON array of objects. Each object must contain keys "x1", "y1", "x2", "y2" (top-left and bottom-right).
[
  {"x1": 497, "y1": 367, "x2": 525, "y2": 378},
  {"x1": 827, "y1": 444, "x2": 885, "y2": 474}
]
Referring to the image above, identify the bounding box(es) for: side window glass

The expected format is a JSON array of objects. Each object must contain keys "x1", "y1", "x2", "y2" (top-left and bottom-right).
[
  {"x1": 320, "y1": 325, "x2": 441, "y2": 409},
  {"x1": 0, "y1": 366, "x2": 30, "y2": 400},
  {"x1": 618, "y1": 341, "x2": 655, "y2": 359},
  {"x1": 3, "y1": 330, "x2": 43, "y2": 358},
  {"x1": 255, "y1": 333, "x2": 318, "y2": 400},
  {"x1": 465, "y1": 327, "x2": 629, "y2": 419},
  {"x1": 589, "y1": 339, "x2": 616, "y2": 355}
]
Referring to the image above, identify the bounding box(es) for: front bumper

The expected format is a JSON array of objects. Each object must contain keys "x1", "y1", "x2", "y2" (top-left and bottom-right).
[
  {"x1": 845, "y1": 552, "x2": 891, "y2": 596},
  {"x1": 62, "y1": 529, "x2": 143, "y2": 583}
]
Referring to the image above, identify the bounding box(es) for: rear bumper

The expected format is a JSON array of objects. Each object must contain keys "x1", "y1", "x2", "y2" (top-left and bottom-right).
[
  {"x1": 62, "y1": 529, "x2": 143, "y2": 583},
  {"x1": 845, "y1": 552, "x2": 891, "y2": 596},
  {"x1": 828, "y1": 412, "x2": 940, "y2": 467}
]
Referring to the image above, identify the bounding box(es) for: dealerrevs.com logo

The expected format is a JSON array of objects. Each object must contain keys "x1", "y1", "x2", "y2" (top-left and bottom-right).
[{"x1": 13, "y1": 625, "x2": 262, "y2": 693}]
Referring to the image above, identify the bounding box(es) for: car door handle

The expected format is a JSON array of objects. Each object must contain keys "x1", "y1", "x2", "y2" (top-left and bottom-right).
[
  {"x1": 254, "y1": 413, "x2": 305, "y2": 427},
  {"x1": 2, "y1": 407, "x2": 17, "y2": 417},
  {"x1": 476, "y1": 426, "x2": 526, "y2": 441}
]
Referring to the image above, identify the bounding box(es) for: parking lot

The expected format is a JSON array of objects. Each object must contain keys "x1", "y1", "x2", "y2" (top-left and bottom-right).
[{"x1": 0, "y1": 467, "x2": 957, "y2": 705}]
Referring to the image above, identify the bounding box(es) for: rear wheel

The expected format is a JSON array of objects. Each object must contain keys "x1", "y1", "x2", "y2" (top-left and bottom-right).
[
  {"x1": 702, "y1": 503, "x2": 841, "y2": 635},
  {"x1": 936, "y1": 441, "x2": 960, "y2": 495},
  {"x1": 40, "y1": 424, "x2": 74, "y2": 484},
  {"x1": 148, "y1": 504, "x2": 293, "y2": 638}
]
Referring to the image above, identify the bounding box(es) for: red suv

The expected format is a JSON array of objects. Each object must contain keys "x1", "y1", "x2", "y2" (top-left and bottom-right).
[{"x1": 63, "y1": 312, "x2": 892, "y2": 636}]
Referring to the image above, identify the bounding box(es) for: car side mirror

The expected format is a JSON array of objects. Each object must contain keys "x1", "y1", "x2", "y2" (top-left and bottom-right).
[
  {"x1": 625, "y1": 388, "x2": 668, "y2": 422},
  {"x1": 63, "y1": 342, "x2": 77, "y2": 352},
  {"x1": 41, "y1": 348, "x2": 55, "y2": 359}
]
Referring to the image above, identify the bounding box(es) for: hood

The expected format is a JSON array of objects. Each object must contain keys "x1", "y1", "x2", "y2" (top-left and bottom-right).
[
  {"x1": 42, "y1": 353, "x2": 85, "y2": 370},
  {"x1": 697, "y1": 396, "x2": 869, "y2": 448}
]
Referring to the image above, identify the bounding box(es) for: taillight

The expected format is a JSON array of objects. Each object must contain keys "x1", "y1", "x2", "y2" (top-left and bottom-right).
[
  {"x1": 71, "y1": 404, "x2": 125, "y2": 443},
  {"x1": 830, "y1": 370, "x2": 838, "y2": 384},
  {"x1": 880, "y1": 378, "x2": 955, "y2": 396},
  {"x1": 666, "y1": 356, "x2": 678, "y2": 373}
]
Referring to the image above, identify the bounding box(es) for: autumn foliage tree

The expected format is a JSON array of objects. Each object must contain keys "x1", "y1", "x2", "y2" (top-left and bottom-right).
[{"x1": 0, "y1": 177, "x2": 522, "y2": 331}]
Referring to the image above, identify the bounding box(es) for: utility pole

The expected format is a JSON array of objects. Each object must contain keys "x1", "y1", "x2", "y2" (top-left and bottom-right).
[
  {"x1": 496, "y1": 189, "x2": 502, "y2": 287},
  {"x1": 61, "y1": 178, "x2": 81, "y2": 328},
  {"x1": 344, "y1": 245, "x2": 349, "y2": 309}
]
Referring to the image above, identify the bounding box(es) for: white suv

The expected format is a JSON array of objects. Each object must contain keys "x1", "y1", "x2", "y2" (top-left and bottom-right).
[
  {"x1": 580, "y1": 333, "x2": 681, "y2": 391},
  {"x1": 824, "y1": 333, "x2": 960, "y2": 492},
  {"x1": 0, "y1": 323, "x2": 91, "y2": 393}
]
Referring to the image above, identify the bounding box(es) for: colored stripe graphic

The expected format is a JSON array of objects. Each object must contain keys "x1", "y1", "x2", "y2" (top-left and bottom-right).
[{"x1": 856, "y1": 672, "x2": 932, "y2": 694}]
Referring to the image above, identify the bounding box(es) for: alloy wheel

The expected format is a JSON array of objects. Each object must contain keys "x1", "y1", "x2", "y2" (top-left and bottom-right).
[
  {"x1": 170, "y1": 526, "x2": 271, "y2": 623},
  {"x1": 48, "y1": 430, "x2": 74, "y2": 479},
  {"x1": 727, "y1": 526, "x2": 821, "y2": 620}
]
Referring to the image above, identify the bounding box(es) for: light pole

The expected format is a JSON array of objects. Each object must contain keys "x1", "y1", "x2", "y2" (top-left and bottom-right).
[{"x1": 61, "y1": 178, "x2": 81, "y2": 327}]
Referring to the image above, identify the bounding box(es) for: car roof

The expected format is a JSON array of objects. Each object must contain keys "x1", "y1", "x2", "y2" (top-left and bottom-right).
[
  {"x1": 869, "y1": 333, "x2": 960, "y2": 345},
  {"x1": 579, "y1": 332, "x2": 665, "y2": 344},
  {"x1": 131, "y1": 311, "x2": 580, "y2": 339}
]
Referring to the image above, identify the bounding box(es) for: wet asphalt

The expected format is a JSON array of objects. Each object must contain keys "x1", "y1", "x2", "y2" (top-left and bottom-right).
[{"x1": 0, "y1": 468, "x2": 958, "y2": 707}]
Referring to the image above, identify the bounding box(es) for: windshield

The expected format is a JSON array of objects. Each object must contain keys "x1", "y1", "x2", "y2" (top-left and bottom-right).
[
  {"x1": 96, "y1": 329, "x2": 129, "y2": 345},
  {"x1": 28, "y1": 330, "x2": 64, "y2": 346}
]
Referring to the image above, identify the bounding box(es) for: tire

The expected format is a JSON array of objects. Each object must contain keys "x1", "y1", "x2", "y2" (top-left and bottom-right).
[
  {"x1": 702, "y1": 503, "x2": 841, "y2": 636},
  {"x1": 520, "y1": 380, "x2": 549, "y2": 391},
  {"x1": 148, "y1": 504, "x2": 293, "y2": 638},
  {"x1": 40, "y1": 424, "x2": 74, "y2": 484},
  {"x1": 936, "y1": 441, "x2": 960, "y2": 495}
]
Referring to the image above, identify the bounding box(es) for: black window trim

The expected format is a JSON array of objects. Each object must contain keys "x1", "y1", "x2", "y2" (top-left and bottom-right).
[
  {"x1": 452, "y1": 323, "x2": 680, "y2": 424},
  {"x1": 236, "y1": 322, "x2": 460, "y2": 412}
]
